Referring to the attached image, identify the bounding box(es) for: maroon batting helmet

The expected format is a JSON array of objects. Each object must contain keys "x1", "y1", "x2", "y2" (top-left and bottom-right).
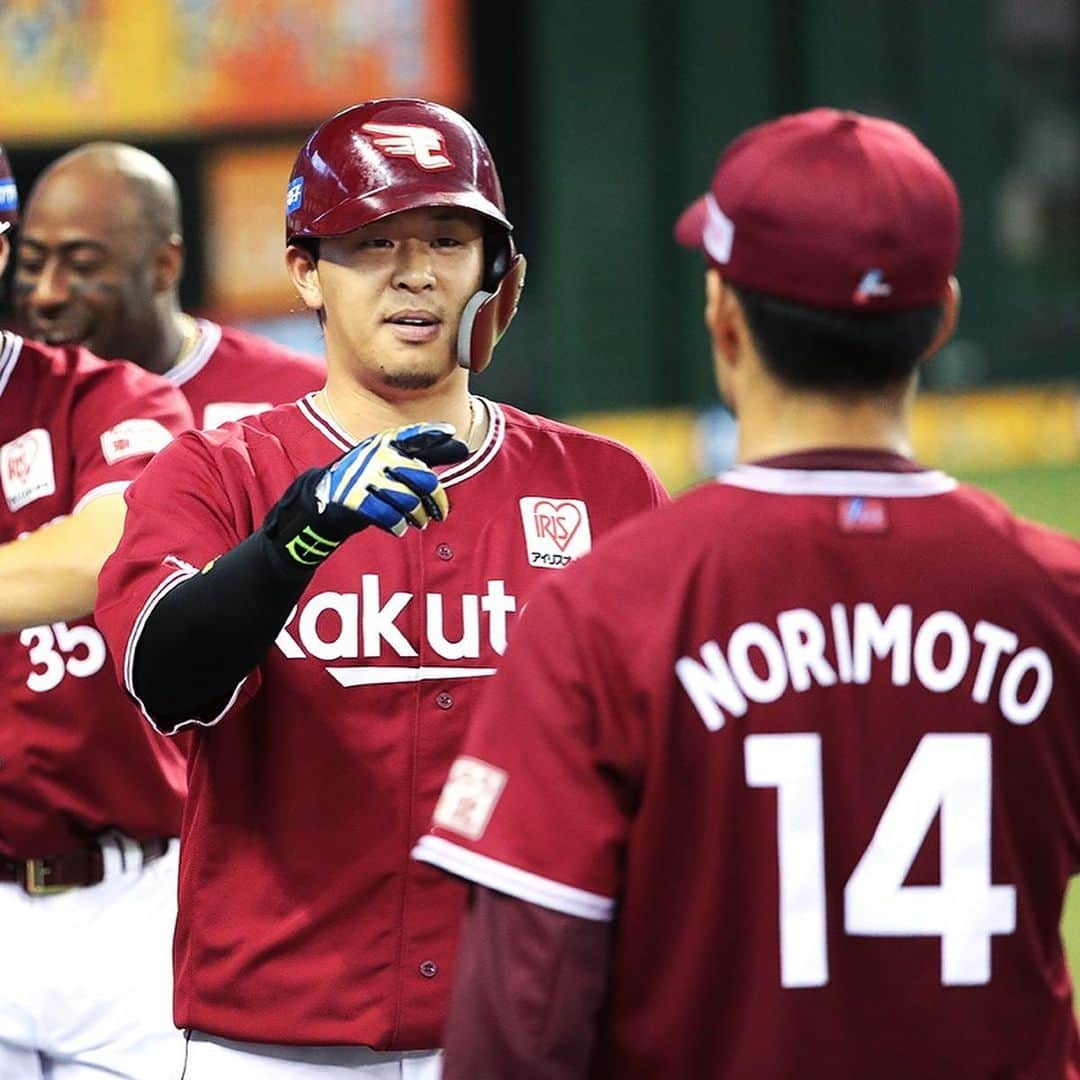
[
  {"x1": 286, "y1": 98, "x2": 525, "y2": 374},
  {"x1": 0, "y1": 144, "x2": 18, "y2": 236}
]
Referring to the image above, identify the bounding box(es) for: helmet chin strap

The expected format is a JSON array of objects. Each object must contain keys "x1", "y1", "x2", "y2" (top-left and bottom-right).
[{"x1": 456, "y1": 254, "x2": 527, "y2": 374}]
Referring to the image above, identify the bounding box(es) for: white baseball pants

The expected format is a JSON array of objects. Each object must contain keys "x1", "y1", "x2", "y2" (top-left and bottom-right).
[
  {"x1": 181, "y1": 1032, "x2": 443, "y2": 1078},
  {"x1": 0, "y1": 836, "x2": 183, "y2": 1079}
]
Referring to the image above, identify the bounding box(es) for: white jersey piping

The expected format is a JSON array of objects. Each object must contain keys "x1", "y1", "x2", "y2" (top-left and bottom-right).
[
  {"x1": 164, "y1": 318, "x2": 223, "y2": 387},
  {"x1": 123, "y1": 562, "x2": 249, "y2": 735},
  {"x1": 412, "y1": 834, "x2": 616, "y2": 922},
  {"x1": 720, "y1": 464, "x2": 957, "y2": 498},
  {"x1": 0, "y1": 331, "x2": 23, "y2": 400},
  {"x1": 297, "y1": 392, "x2": 505, "y2": 486},
  {"x1": 72, "y1": 480, "x2": 131, "y2": 515}
]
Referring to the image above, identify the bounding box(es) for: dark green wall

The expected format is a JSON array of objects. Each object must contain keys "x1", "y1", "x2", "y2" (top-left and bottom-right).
[{"x1": 515, "y1": 0, "x2": 1075, "y2": 415}]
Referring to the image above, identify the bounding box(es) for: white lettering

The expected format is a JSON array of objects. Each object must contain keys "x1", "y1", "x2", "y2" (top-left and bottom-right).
[
  {"x1": 831, "y1": 602, "x2": 854, "y2": 684},
  {"x1": 676, "y1": 641, "x2": 748, "y2": 732},
  {"x1": 427, "y1": 593, "x2": 481, "y2": 660},
  {"x1": 297, "y1": 592, "x2": 359, "y2": 660},
  {"x1": 913, "y1": 611, "x2": 970, "y2": 693},
  {"x1": 361, "y1": 574, "x2": 416, "y2": 658},
  {"x1": 481, "y1": 579, "x2": 517, "y2": 655},
  {"x1": 852, "y1": 603, "x2": 912, "y2": 686},
  {"x1": 999, "y1": 647, "x2": 1053, "y2": 725},
  {"x1": 777, "y1": 608, "x2": 837, "y2": 692},
  {"x1": 971, "y1": 621, "x2": 1017, "y2": 704},
  {"x1": 675, "y1": 604, "x2": 1056, "y2": 728},
  {"x1": 728, "y1": 622, "x2": 788, "y2": 704}
]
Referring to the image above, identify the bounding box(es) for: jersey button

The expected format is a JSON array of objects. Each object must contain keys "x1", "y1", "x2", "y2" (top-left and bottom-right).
[
  {"x1": 419, "y1": 960, "x2": 439, "y2": 978},
  {"x1": 435, "y1": 691, "x2": 454, "y2": 710},
  {"x1": 436, "y1": 543, "x2": 453, "y2": 561}
]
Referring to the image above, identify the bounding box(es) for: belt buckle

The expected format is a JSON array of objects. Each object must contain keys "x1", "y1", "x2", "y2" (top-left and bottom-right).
[{"x1": 24, "y1": 858, "x2": 71, "y2": 895}]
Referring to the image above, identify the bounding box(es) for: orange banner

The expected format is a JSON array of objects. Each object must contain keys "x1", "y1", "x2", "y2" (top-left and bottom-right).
[{"x1": 0, "y1": 0, "x2": 469, "y2": 143}]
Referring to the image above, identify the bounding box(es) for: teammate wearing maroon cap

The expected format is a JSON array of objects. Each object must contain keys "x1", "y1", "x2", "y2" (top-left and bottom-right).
[
  {"x1": 94, "y1": 99, "x2": 666, "y2": 1077},
  {"x1": 15, "y1": 142, "x2": 325, "y2": 428},
  {"x1": 0, "y1": 145, "x2": 195, "y2": 1077},
  {"x1": 418, "y1": 108, "x2": 1080, "y2": 1078}
]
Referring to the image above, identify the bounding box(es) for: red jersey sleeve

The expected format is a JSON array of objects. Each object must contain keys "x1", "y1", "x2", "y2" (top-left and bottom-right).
[
  {"x1": 414, "y1": 566, "x2": 639, "y2": 922},
  {"x1": 68, "y1": 358, "x2": 194, "y2": 510},
  {"x1": 95, "y1": 428, "x2": 261, "y2": 733}
]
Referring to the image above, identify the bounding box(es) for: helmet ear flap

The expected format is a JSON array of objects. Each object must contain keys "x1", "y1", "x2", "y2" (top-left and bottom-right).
[{"x1": 457, "y1": 254, "x2": 526, "y2": 375}]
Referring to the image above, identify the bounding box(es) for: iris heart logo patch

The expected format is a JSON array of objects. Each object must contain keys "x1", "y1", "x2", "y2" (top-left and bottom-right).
[
  {"x1": 1, "y1": 428, "x2": 55, "y2": 511},
  {"x1": 519, "y1": 496, "x2": 592, "y2": 568}
]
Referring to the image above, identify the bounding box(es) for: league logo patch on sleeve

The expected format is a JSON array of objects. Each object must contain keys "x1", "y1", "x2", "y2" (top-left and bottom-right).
[
  {"x1": 432, "y1": 755, "x2": 508, "y2": 841},
  {"x1": 519, "y1": 496, "x2": 592, "y2": 568},
  {"x1": 0, "y1": 179, "x2": 17, "y2": 214},
  {"x1": 100, "y1": 419, "x2": 173, "y2": 465},
  {"x1": 1, "y1": 428, "x2": 56, "y2": 511}
]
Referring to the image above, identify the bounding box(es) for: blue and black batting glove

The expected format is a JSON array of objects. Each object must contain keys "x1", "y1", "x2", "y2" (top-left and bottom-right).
[
  {"x1": 262, "y1": 422, "x2": 470, "y2": 570},
  {"x1": 318, "y1": 422, "x2": 468, "y2": 536}
]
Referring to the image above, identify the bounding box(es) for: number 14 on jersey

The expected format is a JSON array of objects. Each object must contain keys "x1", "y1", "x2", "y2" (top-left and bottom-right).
[{"x1": 746, "y1": 732, "x2": 1017, "y2": 988}]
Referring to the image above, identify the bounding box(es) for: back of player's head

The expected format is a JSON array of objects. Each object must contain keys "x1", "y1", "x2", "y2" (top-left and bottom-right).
[
  {"x1": 675, "y1": 108, "x2": 961, "y2": 391},
  {"x1": 285, "y1": 98, "x2": 526, "y2": 374},
  {"x1": 0, "y1": 143, "x2": 18, "y2": 236}
]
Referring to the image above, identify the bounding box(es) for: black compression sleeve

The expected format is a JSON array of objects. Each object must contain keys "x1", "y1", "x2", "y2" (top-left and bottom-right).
[{"x1": 131, "y1": 468, "x2": 366, "y2": 730}]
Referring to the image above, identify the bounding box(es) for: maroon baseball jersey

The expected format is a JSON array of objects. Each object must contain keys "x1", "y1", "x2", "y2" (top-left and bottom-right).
[
  {"x1": 417, "y1": 450, "x2": 1080, "y2": 1079},
  {"x1": 165, "y1": 318, "x2": 324, "y2": 428},
  {"x1": 94, "y1": 394, "x2": 667, "y2": 1047},
  {"x1": 0, "y1": 331, "x2": 193, "y2": 858}
]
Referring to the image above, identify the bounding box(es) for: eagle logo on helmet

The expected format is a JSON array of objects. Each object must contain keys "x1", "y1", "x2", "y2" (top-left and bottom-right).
[{"x1": 360, "y1": 123, "x2": 455, "y2": 171}]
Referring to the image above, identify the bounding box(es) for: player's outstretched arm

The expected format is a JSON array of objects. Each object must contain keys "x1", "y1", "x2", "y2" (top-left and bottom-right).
[
  {"x1": 130, "y1": 423, "x2": 467, "y2": 730},
  {"x1": 0, "y1": 491, "x2": 126, "y2": 633}
]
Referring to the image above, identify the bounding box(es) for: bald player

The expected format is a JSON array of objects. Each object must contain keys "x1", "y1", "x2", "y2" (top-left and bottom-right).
[
  {"x1": 0, "y1": 145, "x2": 194, "y2": 1076},
  {"x1": 16, "y1": 142, "x2": 324, "y2": 428},
  {"x1": 418, "y1": 109, "x2": 1080, "y2": 1078}
]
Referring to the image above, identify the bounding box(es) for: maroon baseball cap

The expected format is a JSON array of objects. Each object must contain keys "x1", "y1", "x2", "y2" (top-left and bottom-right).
[{"x1": 674, "y1": 108, "x2": 961, "y2": 311}]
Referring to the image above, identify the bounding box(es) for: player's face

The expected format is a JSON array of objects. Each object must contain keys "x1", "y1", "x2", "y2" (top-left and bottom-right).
[
  {"x1": 14, "y1": 172, "x2": 163, "y2": 361},
  {"x1": 0, "y1": 231, "x2": 8, "y2": 277},
  {"x1": 298, "y1": 207, "x2": 485, "y2": 394}
]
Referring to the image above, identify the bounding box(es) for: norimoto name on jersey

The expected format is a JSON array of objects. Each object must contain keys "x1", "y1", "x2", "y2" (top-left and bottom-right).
[
  {"x1": 275, "y1": 575, "x2": 518, "y2": 661},
  {"x1": 677, "y1": 603, "x2": 1055, "y2": 731}
]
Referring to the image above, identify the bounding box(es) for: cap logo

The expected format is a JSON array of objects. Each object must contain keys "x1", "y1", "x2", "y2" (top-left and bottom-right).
[
  {"x1": 0, "y1": 180, "x2": 17, "y2": 214},
  {"x1": 361, "y1": 122, "x2": 455, "y2": 171},
  {"x1": 286, "y1": 177, "x2": 304, "y2": 214},
  {"x1": 703, "y1": 195, "x2": 734, "y2": 264},
  {"x1": 853, "y1": 268, "x2": 893, "y2": 305}
]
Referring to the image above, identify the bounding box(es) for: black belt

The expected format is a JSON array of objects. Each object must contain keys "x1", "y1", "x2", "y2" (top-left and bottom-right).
[{"x1": 0, "y1": 838, "x2": 169, "y2": 895}]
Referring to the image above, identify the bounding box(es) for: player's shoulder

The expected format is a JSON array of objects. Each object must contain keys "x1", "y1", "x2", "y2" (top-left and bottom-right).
[
  {"x1": 210, "y1": 320, "x2": 325, "y2": 375},
  {"x1": 496, "y1": 399, "x2": 659, "y2": 473},
  {"x1": 6, "y1": 331, "x2": 176, "y2": 398},
  {"x1": 169, "y1": 398, "x2": 310, "y2": 465},
  {"x1": 951, "y1": 481, "x2": 1080, "y2": 595}
]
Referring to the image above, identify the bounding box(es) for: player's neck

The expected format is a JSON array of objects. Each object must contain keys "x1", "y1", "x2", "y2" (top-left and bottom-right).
[
  {"x1": 318, "y1": 375, "x2": 485, "y2": 451},
  {"x1": 136, "y1": 308, "x2": 192, "y2": 377},
  {"x1": 735, "y1": 388, "x2": 915, "y2": 464}
]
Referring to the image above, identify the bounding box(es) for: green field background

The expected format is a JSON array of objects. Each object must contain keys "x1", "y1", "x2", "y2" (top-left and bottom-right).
[{"x1": 953, "y1": 463, "x2": 1080, "y2": 997}]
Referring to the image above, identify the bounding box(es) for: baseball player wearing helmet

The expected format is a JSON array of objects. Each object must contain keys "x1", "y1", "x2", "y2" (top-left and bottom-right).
[
  {"x1": 418, "y1": 109, "x2": 1080, "y2": 1078},
  {"x1": 0, "y1": 144, "x2": 196, "y2": 1077},
  {"x1": 94, "y1": 99, "x2": 667, "y2": 1077},
  {"x1": 15, "y1": 143, "x2": 325, "y2": 428}
]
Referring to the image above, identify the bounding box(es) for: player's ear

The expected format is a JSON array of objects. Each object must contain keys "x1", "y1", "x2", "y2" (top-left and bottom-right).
[
  {"x1": 919, "y1": 276, "x2": 960, "y2": 365},
  {"x1": 152, "y1": 234, "x2": 184, "y2": 293},
  {"x1": 705, "y1": 268, "x2": 744, "y2": 364},
  {"x1": 286, "y1": 243, "x2": 324, "y2": 313}
]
